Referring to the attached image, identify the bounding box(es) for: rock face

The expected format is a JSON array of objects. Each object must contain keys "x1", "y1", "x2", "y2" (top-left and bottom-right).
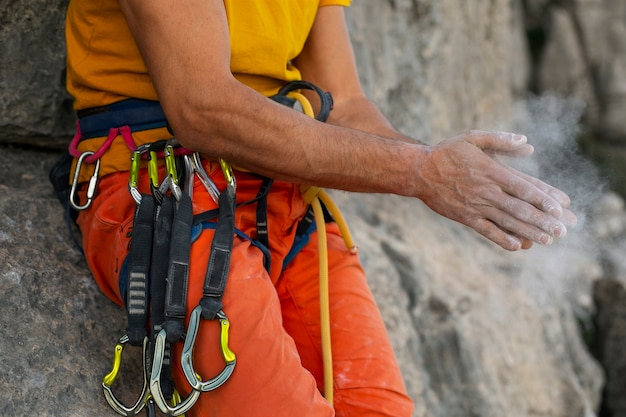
[
  {"x1": 594, "y1": 278, "x2": 626, "y2": 417},
  {"x1": 0, "y1": 0, "x2": 74, "y2": 143},
  {"x1": 526, "y1": 0, "x2": 626, "y2": 195},
  {"x1": 346, "y1": 0, "x2": 530, "y2": 143},
  {"x1": 2, "y1": 0, "x2": 626, "y2": 417}
]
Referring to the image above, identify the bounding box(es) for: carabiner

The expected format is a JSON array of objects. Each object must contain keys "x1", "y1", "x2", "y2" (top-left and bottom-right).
[
  {"x1": 183, "y1": 154, "x2": 194, "y2": 200},
  {"x1": 218, "y1": 159, "x2": 236, "y2": 190},
  {"x1": 180, "y1": 305, "x2": 236, "y2": 393},
  {"x1": 164, "y1": 144, "x2": 182, "y2": 201},
  {"x1": 190, "y1": 153, "x2": 220, "y2": 204},
  {"x1": 150, "y1": 329, "x2": 201, "y2": 416},
  {"x1": 69, "y1": 151, "x2": 101, "y2": 211},
  {"x1": 147, "y1": 150, "x2": 165, "y2": 204},
  {"x1": 102, "y1": 335, "x2": 150, "y2": 417},
  {"x1": 128, "y1": 148, "x2": 143, "y2": 205}
]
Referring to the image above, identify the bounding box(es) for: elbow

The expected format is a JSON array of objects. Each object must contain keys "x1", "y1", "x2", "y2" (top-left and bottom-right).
[
  {"x1": 162, "y1": 97, "x2": 224, "y2": 154},
  {"x1": 159, "y1": 77, "x2": 238, "y2": 155}
]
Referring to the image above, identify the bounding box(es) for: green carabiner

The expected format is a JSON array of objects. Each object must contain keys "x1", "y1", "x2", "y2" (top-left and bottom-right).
[
  {"x1": 164, "y1": 144, "x2": 182, "y2": 201},
  {"x1": 148, "y1": 151, "x2": 160, "y2": 190},
  {"x1": 102, "y1": 335, "x2": 150, "y2": 417},
  {"x1": 128, "y1": 149, "x2": 143, "y2": 205},
  {"x1": 180, "y1": 305, "x2": 236, "y2": 393}
]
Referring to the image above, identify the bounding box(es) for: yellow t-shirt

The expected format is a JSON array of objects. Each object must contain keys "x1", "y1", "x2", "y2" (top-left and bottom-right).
[{"x1": 66, "y1": 0, "x2": 351, "y2": 110}]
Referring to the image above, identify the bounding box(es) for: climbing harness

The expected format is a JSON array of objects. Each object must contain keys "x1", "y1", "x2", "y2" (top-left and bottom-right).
[{"x1": 54, "y1": 80, "x2": 359, "y2": 414}]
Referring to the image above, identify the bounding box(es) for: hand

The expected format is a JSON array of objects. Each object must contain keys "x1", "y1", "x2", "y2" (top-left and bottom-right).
[{"x1": 414, "y1": 130, "x2": 577, "y2": 251}]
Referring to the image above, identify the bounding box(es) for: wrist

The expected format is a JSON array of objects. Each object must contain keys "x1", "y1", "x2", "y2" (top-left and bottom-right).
[{"x1": 397, "y1": 143, "x2": 433, "y2": 198}]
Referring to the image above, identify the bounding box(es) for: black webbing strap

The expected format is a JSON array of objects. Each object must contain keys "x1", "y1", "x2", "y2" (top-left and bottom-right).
[
  {"x1": 150, "y1": 194, "x2": 176, "y2": 400},
  {"x1": 126, "y1": 194, "x2": 155, "y2": 346},
  {"x1": 199, "y1": 185, "x2": 236, "y2": 320},
  {"x1": 163, "y1": 192, "x2": 194, "y2": 343},
  {"x1": 150, "y1": 195, "x2": 174, "y2": 337},
  {"x1": 255, "y1": 177, "x2": 274, "y2": 272}
]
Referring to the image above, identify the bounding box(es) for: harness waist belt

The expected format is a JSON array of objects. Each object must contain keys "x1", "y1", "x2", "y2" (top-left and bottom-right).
[{"x1": 78, "y1": 99, "x2": 168, "y2": 139}]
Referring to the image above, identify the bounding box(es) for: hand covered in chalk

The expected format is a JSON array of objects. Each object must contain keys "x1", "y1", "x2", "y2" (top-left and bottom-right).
[{"x1": 413, "y1": 130, "x2": 577, "y2": 251}]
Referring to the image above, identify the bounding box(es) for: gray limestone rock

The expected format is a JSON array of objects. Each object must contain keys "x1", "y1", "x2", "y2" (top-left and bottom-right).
[{"x1": 3, "y1": 0, "x2": 626, "y2": 416}]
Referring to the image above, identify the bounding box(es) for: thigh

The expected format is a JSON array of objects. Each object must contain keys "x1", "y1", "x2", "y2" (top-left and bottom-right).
[
  {"x1": 277, "y1": 223, "x2": 414, "y2": 417},
  {"x1": 79, "y1": 170, "x2": 335, "y2": 416},
  {"x1": 171, "y1": 227, "x2": 334, "y2": 417},
  {"x1": 76, "y1": 171, "x2": 135, "y2": 305}
]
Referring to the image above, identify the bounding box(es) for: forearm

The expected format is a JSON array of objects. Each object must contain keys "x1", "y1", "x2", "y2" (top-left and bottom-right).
[
  {"x1": 327, "y1": 95, "x2": 424, "y2": 144},
  {"x1": 169, "y1": 78, "x2": 428, "y2": 196}
]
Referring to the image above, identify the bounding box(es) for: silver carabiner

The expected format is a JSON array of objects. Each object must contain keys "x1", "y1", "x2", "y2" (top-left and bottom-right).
[
  {"x1": 180, "y1": 305, "x2": 236, "y2": 393},
  {"x1": 150, "y1": 329, "x2": 201, "y2": 416},
  {"x1": 69, "y1": 151, "x2": 100, "y2": 211},
  {"x1": 190, "y1": 153, "x2": 220, "y2": 204},
  {"x1": 102, "y1": 335, "x2": 150, "y2": 417}
]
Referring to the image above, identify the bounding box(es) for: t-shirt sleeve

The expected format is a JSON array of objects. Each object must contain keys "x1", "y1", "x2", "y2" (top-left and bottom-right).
[{"x1": 319, "y1": 0, "x2": 351, "y2": 6}]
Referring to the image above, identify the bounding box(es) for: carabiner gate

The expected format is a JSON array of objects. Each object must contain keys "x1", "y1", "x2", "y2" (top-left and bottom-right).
[
  {"x1": 102, "y1": 335, "x2": 150, "y2": 417},
  {"x1": 180, "y1": 305, "x2": 236, "y2": 393},
  {"x1": 69, "y1": 151, "x2": 101, "y2": 211}
]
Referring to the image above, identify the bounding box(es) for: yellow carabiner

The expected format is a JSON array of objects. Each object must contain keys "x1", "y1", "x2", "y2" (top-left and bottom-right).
[
  {"x1": 218, "y1": 159, "x2": 235, "y2": 189},
  {"x1": 150, "y1": 329, "x2": 201, "y2": 416},
  {"x1": 148, "y1": 150, "x2": 160, "y2": 191},
  {"x1": 219, "y1": 311, "x2": 236, "y2": 364},
  {"x1": 69, "y1": 151, "x2": 101, "y2": 211},
  {"x1": 128, "y1": 149, "x2": 143, "y2": 205},
  {"x1": 102, "y1": 335, "x2": 150, "y2": 417},
  {"x1": 164, "y1": 144, "x2": 182, "y2": 201},
  {"x1": 180, "y1": 305, "x2": 236, "y2": 392}
]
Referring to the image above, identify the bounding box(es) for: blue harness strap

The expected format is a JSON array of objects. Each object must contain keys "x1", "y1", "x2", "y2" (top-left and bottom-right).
[{"x1": 77, "y1": 99, "x2": 169, "y2": 139}]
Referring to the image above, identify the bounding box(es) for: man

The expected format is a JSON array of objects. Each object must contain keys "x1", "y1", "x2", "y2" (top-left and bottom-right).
[{"x1": 64, "y1": 1, "x2": 575, "y2": 416}]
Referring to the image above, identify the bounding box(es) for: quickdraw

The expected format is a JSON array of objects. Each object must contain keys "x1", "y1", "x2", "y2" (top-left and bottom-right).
[{"x1": 180, "y1": 160, "x2": 237, "y2": 393}]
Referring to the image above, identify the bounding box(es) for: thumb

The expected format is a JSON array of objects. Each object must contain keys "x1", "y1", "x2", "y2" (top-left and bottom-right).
[{"x1": 463, "y1": 130, "x2": 535, "y2": 157}]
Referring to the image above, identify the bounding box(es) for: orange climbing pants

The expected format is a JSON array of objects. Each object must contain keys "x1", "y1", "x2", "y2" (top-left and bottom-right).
[{"x1": 76, "y1": 160, "x2": 414, "y2": 417}]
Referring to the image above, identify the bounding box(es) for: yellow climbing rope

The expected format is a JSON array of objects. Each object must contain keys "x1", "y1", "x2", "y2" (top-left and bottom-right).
[{"x1": 301, "y1": 185, "x2": 357, "y2": 405}]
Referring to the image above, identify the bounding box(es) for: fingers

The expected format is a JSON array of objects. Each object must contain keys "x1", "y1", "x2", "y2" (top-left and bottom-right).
[
  {"x1": 462, "y1": 130, "x2": 534, "y2": 157},
  {"x1": 485, "y1": 201, "x2": 565, "y2": 243},
  {"x1": 519, "y1": 237, "x2": 534, "y2": 250},
  {"x1": 468, "y1": 169, "x2": 574, "y2": 250},
  {"x1": 503, "y1": 173, "x2": 567, "y2": 219},
  {"x1": 464, "y1": 130, "x2": 572, "y2": 211},
  {"x1": 471, "y1": 219, "x2": 525, "y2": 251},
  {"x1": 472, "y1": 206, "x2": 559, "y2": 252},
  {"x1": 515, "y1": 169, "x2": 571, "y2": 209}
]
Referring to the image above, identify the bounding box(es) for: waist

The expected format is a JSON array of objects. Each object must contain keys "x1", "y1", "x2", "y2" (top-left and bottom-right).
[{"x1": 77, "y1": 99, "x2": 169, "y2": 139}]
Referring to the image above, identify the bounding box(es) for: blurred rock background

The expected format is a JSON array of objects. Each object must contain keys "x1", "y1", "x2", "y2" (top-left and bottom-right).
[{"x1": 1, "y1": 0, "x2": 626, "y2": 416}]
